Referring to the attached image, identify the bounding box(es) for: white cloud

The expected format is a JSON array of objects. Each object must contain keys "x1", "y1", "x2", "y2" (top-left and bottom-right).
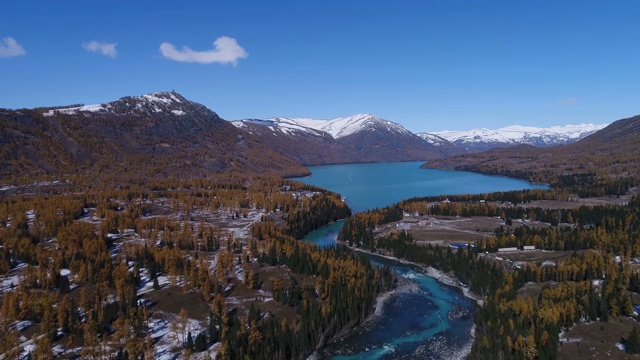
[
  {"x1": 557, "y1": 98, "x2": 579, "y2": 106},
  {"x1": 0, "y1": 37, "x2": 26, "y2": 58},
  {"x1": 159, "y1": 36, "x2": 248, "y2": 65},
  {"x1": 83, "y1": 41, "x2": 117, "y2": 58}
]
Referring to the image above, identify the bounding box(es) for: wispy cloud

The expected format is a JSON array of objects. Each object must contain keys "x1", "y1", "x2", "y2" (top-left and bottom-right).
[
  {"x1": 0, "y1": 37, "x2": 26, "y2": 58},
  {"x1": 159, "y1": 36, "x2": 248, "y2": 65},
  {"x1": 557, "y1": 98, "x2": 579, "y2": 106},
  {"x1": 82, "y1": 41, "x2": 117, "y2": 58}
]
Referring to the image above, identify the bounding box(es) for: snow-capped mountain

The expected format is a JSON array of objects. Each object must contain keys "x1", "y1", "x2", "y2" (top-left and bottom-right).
[
  {"x1": 2, "y1": 91, "x2": 310, "y2": 179},
  {"x1": 233, "y1": 118, "x2": 330, "y2": 138},
  {"x1": 232, "y1": 114, "x2": 447, "y2": 164},
  {"x1": 421, "y1": 124, "x2": 608, "y2": 152},
  {"x1": 232, "y1": 118, "x2": 367, "y2": 166},
  {"x1": 423, "y1": 115, "x2": 640, "y2": 184},
  {"x1": 268, "y1": 114, "x2": 413, "y2": 139},
  {"x1": 44, "y1": 91, "x2": 219, "y2": 120}
]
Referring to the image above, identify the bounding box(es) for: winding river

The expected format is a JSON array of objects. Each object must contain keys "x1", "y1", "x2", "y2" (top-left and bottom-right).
[{"x1": 292, "y1": 162, "x2": 546, "y2": 359}]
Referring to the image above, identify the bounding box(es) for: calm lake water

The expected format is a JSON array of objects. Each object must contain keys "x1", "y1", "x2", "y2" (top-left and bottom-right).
[
  {"x1": 291, "y1": 161, "x2": 546, "y2": 213},
  {"x1": 294, "y1": 162, "x2": 545, "y2": 359}
]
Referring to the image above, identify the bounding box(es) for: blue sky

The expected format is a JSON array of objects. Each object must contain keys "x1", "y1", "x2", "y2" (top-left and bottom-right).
[{"x1": 1, "y1": 0, "x2": 639, "y2": 132}]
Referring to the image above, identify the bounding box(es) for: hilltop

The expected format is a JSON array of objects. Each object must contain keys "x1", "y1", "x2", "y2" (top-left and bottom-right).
[{"x1": 0, "y1": 92, "x2": 309, "y2": 183}]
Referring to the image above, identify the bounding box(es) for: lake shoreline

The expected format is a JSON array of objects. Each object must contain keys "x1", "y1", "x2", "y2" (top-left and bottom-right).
[
  {"x1": 296, "y1": 162, "x2": 537, "y2": 358},
  {"x1": 291, "y1": 161, "x2": 546, "y2": 213}
]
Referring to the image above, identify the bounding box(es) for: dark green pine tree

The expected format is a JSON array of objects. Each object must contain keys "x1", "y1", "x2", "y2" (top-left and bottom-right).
[
  {"x1": 626, "y1": 326, "x2": 640, "y2": 354},
  {"x1": 186, "y1": 331, "x2": 194, "y2": 351},
  {"x1": 195, "y1": 332, "x2": 207, "y2": 352}
]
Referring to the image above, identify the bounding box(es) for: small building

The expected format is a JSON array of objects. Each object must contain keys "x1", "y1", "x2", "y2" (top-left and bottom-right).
[{"x1": 523, "y1": 245, "x2": 536, "y2": 251}]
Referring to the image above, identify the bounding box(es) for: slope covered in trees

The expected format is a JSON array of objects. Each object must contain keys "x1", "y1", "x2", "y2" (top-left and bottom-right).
[
  {"x1": 0, "y1": 175, "x2": 390, "y2": 359},
  {"x1": 339, "y1": 191, "x2": 640, "y2": 359},
  {"x1": 0, "y1": 92, "x2": 309, "y2": 184},
  {"x1": 423, "y1": 114, "x2": 640, "y2": 196}
]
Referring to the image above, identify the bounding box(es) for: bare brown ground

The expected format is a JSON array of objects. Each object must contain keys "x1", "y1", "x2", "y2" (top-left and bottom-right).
[
  {"x1": 524, "y1": 187, "x2": 639, "y2": 210},
  {"x1": 496, "y1": 250, "x2": 582, "y2": 263},
  {"x1": 145, "y1": 286, "x2": 212, "y2": 321},
  {"x1": 225, "y1": 264, "x2": 318, "y2": 330},
  {"x1": 385, "y1": 214, "x2": 550, "y2": 247},
  {"x1": 559, "y1": 317, "x2": 637, "y2": 360},
  {"x1": 516, "y1": 281, "x2": 556, "y2": 299}
]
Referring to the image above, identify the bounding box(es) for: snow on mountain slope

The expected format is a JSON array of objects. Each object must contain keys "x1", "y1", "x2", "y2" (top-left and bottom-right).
[
  {"x1": 417, "y1": 133, "x2": 453, "y2": 147},
  {"x1": 232, "y1": 118, "x2": 329, "y2": 137},
  {"x1": 267, "y1": 113, "x2": 412, "y2": 139},
  {"x1": 319, "y1": 114, "x2": 411, "y2": 138},
  {"x1": 270, "y1": 117, "x2": 329, "y2": 133},
  {"x1": 426, "y1": 123, "x2": 608, "y2": 151},
  {"x1": 232, "y1": 113, "x2": 446, "y2": 162},
  {"x1": 43, "y1": 92, "x2": 199, "y2": 117}
]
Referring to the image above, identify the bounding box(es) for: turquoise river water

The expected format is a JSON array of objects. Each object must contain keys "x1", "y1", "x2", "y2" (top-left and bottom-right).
[{"x1": 291, "y1": 162, "x2": 546, "y2": 359}]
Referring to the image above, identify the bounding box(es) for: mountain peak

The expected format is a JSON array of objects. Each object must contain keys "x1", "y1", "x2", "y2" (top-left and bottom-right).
[
  {"x1": 233, "y1": 113, "x2": 444, "y2": 164},
  {"x1": 42, "y1": 91, "x2": 205, "y2": 117},
  {"x1": 139, "y1": 91, "x2": 186, "y2": 105},
  {"x1": 343, "y1": 113, "x2": 379, "y2": 120},
  {"x1": 423, "y1": 123, "x2": 609, "y2": 152},
  {"x1": 323, "y1": 113, "x2": 408, "y2": 138}
]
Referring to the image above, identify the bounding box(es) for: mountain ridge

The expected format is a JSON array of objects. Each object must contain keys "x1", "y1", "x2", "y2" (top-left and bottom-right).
[
  {"x1": 2, "y1": 91, "x2": 622, "y2": 186},
  {"x1": 233, "y1": 114, "x2": 450, "y2": 163},
  {"x1": 421, "y1": 123, "x2": 607, "y2": 152},
  {"x1": 0, "y1": 91, "x2": 310, "y2": 182},
  {"x1": 269, "y1": 113, "x2": 412, "y2": 139},
  {"x1": 422, "y1": 114, "x2": 640, "y2": 193}
]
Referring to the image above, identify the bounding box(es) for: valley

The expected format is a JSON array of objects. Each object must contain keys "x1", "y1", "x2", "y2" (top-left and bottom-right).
[
  {"x1": 3, "y1": 3, "x2": 640, "y2": 359},
  {"x1": 0, "y1": 91, "x2": 639, "y2": 360}
]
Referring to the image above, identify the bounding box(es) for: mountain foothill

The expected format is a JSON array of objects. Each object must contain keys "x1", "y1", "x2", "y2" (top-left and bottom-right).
[
  {"x1": 1, "y1": 91, "x2": 640, "y2": 360},
  {"x1": 0, "y1": 91, "x2": 633, "y2": 187},
  {"x1": 424, "y1": 114, "x2": 640, "y2": 193}
]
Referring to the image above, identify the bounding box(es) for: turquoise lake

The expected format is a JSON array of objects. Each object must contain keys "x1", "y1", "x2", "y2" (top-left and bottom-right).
[
  {"x1": 293, "y1": 162, "x2": 546, "y2": 359},
  {"x1": 291, "y1": 161, "x2": 546, "y2": 213}
]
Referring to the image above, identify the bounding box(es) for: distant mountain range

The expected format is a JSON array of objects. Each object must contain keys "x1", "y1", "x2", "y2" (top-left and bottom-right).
[
  {"x1": 418, "y1": 124, "x2": 607, "y2": 152},
  {"x1": 232, "y1": 114, "x2": 452, "y2": 165},
  {"x1": 0, "y1": 91, "x2": 624, "y2": 184},
  {"x1": 423, "y1": 114, "x2": 640, "y2": 190},
  {"x1": 233, "y1": 115, "x2": 607, "y2": 162}
]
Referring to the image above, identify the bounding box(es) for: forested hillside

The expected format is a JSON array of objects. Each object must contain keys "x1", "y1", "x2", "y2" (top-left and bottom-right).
[
  {"x1": 0, "y1": 92, "x2": 309, "y2": 184},
  {"x1": 339, "y1": 189, "x2": 640, "y2": 359},
  {"x1": 423, "y1": 114, "x2": 640, "y2": 196},
  {"x1": 0, "y1": 176, "x2": 390, "y2": 359}
]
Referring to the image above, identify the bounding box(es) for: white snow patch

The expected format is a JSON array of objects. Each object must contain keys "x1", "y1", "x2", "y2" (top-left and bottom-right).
[
  {"x1": 142, "y1": 93, "x2": 172, "y2": 105},
  {"x1": 417, "y1": 133, "x2": 450, "y2": 146},
  {"x1": 11, "y1": 320, "x2": 35, "y2": 332},
  {"x1": 266, "y1": 114, "x2": 411, "y2": 139},
  {"x1": 1, "y1": 273, "x2": 20, "y2": 291},
  {"x1": 429, "y1": 123, "x2": 608, "y2": 147},
  {"x1": 148, "y1": 314, "x2": 207, "y2": 360},
  {"x1": 44, "y1": 103, "x2": 106, "y2": 116}
]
